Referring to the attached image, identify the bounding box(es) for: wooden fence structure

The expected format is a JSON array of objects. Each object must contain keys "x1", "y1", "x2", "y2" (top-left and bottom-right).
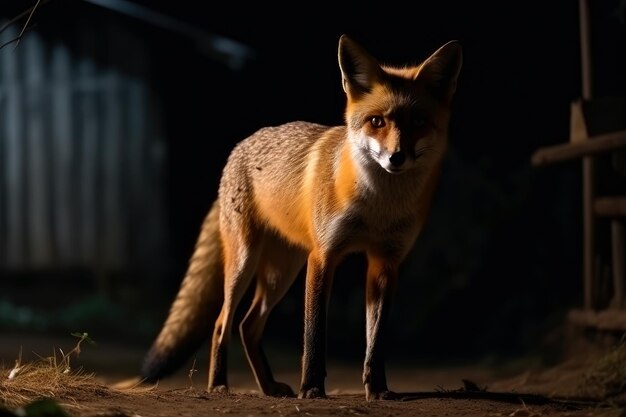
[{"x1": 0, "y1": 19, "x2": 168, "y2": 280}]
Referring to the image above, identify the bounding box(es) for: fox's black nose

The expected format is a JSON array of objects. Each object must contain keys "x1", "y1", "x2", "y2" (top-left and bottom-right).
[{"x1": 389, "y1": 152, "x2": 406, "y2": 167}]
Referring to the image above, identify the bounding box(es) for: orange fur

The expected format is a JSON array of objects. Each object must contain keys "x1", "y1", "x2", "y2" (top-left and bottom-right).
[
  {"x1": 141, "y1": 35, "x2": 463, "y2": 402},
  {"x1": 334, "y1": 141, "x2": 359, "y2": 210}
]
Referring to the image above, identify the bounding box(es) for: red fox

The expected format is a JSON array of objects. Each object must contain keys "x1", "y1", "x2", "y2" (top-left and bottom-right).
[{"x1": 141, "y1": 34, "x2": 462, "y2": 401}]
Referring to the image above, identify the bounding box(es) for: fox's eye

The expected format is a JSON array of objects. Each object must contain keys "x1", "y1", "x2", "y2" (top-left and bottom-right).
[{"x1": 370, "y1": 116, "x2": 385, "y2": 128}]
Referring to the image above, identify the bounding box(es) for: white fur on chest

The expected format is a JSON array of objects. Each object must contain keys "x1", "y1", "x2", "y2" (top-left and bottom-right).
[{"x1": 318, "y1": 167, "x2": 426, "y2": 256}]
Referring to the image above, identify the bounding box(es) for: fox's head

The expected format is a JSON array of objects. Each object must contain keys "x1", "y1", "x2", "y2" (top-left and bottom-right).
[{"x1": 338, "y1": 35, "x2": 462, "y2": 174}]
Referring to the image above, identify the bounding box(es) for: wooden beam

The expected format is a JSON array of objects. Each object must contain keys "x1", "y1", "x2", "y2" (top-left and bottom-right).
[
  {"x1": 568, "y1": 308, "x2": 626, "y2": 331},
  {"x1": 583, "y1": 157, "x2": 594, "y2": 310},
  {"x1": 611, "y1": 221, "x2": 625, "y2": 309},
  {"x1": 579, "y1": 0, "x2": 593, "y2": 100},
  {"x1": 531, "y1": 130, "x2": 626, "y2": 167},
  {"x1": 595, "y1": 197, "x2": 626, "y2": 217}
]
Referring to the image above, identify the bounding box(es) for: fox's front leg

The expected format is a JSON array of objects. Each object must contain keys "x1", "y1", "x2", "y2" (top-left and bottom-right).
[
  {"x1": 363, "y1": 254, "x2": 398, "y2": 401},
  {"x1": 299, "y1": 250, "x2": 336, "y2": 399}
]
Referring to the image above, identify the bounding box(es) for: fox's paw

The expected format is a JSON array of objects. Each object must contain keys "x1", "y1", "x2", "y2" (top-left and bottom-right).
[
  {"x1": 266, "y1": 382, "x2": 295, "y2": 398},
  {"x1": 208, "y1": 384, "x2": 230, "y2": 394},
  {"x1": 298, "y1": 387, "x2": 326, "y2": 399},
  {"x1": 365, "y1": 389, "x2": 398, "y2": 401}
]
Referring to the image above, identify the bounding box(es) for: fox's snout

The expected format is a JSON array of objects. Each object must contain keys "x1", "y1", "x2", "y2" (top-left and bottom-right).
[
  {"x1": 389, "y1": 151, "x2": 406, "y2": 168},
  {"x1": 361, "y1": 133, "x2": 430, "y2": 174},
  {"x1": 380, "y1": 151, "x2": 414, "y2": 174},
  {"x1": 380, "y1": 147, "x2": 410, "y2": 173}
]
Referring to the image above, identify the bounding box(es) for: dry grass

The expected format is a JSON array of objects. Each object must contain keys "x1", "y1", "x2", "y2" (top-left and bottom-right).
[
  {"x1": 0, "y1": 334, "x2": 133, "y2": 413},
  {"x1": 579, "y1": 340, "x2": 626, "y2": 400},
  {"x1": 0, "y1": 355, "x2": 119, "y2": 410}
]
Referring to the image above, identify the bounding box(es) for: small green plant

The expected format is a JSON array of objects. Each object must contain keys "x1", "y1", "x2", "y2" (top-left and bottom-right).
[
  {"x1": 188, "y1": 357, "x2": 198, "y2": 389},
  {"x1": 1, "y1": 332, "x2": 100, "y2": 410},
  {"x1": 58, "y1": 332, "x2": 96, "y2": 374}
]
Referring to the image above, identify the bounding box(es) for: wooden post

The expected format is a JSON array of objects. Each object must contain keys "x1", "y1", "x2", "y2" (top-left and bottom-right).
[
  {"x1": 611, "y1": 221, "x2": 625, "y2": 309},
  {"x1": 579, "y1": 0, "x2": 594, "y2": 310}
]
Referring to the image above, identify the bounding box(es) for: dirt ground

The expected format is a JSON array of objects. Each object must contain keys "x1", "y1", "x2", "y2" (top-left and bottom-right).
[{"x1": 1, "y1": 332, "x2": 625, "y2": 417}]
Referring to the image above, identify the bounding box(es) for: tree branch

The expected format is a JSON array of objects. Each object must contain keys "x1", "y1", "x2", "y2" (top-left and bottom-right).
[{"x1": 0, "y1": 0, "x2": 50, "y2": 51}]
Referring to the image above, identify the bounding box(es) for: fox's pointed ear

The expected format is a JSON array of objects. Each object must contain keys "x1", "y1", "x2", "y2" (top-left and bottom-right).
[
  {"x1": 416, "y1": 40, "x2": 463, "y2": 100},
  {"x1": 338, "y1": 35, "x2": 383, "y2": 97}
]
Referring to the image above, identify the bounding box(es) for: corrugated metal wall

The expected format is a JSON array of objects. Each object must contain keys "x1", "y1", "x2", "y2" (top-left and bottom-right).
[{"x1": 0, "y1": 18, "x2": 168, "y2": 276}]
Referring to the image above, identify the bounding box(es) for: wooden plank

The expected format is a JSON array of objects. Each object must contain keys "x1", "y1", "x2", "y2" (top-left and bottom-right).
[
  {"x1": 25, "y1": 33, "x2": 52, "y2": 266},
  {"x1": 96, "y1": 19, "x2": 168, "y2": 275},
  {"x1": 0, "y1": 91, "x2": 5, "y2": 267},
  {"x1": 611, "y1": 221, "x2": 625, "y2": 309},
  {"x1": 101, "y1": 72, "x2": 124, "y2": 269},
  {"x1": 595, "y1": 197, "x2": 626, "y2": 217},
  {"x1": 569, "y1": 100, "x2": 588, "y2": 143},
  {"x1": 76, "y1": 22, "x2": 99, "y2": 266},
  {"x1": 127, "y1": 79, "x2": 145, "y2": 268},
  {"x1": 531, "y1": 130, "x2": 626, "y2": 167},
  {"x1": 101, "y1": 21, "x2": 127, "y2": 270},
  {"x1": 579, "y1": 0, "x2": 594, "y2": 311},
  {"x1": 144, "y1": 90, "x2": 168, "y2": 276},
  {"x1": 1, "y1": 25, "x2": 25, "y2": 267},
  {"x1": 51, "y1": 42, "x2": 75, "y2": 264},
  {"x1": 568, "y1": 308, "x2": 626, "y2": 331},
  {"x1": 583, "y1": 157, "x2": 594, "y2": 309},
  {"x1": 578, "y1": 0, "x2": 593, "y2": 100}
]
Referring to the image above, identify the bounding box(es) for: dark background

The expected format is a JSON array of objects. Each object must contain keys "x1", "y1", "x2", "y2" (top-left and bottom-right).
[{"x1": 1, "y1": 0, "x2": 625, "y2": 371}]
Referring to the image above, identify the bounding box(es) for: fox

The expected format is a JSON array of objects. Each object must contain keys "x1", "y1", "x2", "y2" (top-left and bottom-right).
[{"x1": 140, "y1": 34, "x2": 462, "y2": 401}]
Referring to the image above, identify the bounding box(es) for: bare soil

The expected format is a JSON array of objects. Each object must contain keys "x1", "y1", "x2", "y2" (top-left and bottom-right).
[{"x1": 1, "y1": 332, "x2": 625, "y2": 417}]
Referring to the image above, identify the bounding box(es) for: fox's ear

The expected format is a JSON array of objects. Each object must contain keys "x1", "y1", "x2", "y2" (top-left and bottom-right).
[
  {"x1": 338, "y1": 35, "x2": 383, "y2": 97},
  {"x1": 416, "y1": 40, "x2": 463, "y2": 100}
]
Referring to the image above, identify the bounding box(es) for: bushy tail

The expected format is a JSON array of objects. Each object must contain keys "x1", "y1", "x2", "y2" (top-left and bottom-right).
[{"x1": 141, "y1": 201, "x2": 224, "y2": 382}]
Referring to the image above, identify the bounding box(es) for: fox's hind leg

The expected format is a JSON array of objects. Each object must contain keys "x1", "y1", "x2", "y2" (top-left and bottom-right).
[
  {"x1": 240, "y1": 235, "x2": 306, "y2": 397},
  {"x1": 208, "y1": 225, "x2": 262, "y2": 393}
]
